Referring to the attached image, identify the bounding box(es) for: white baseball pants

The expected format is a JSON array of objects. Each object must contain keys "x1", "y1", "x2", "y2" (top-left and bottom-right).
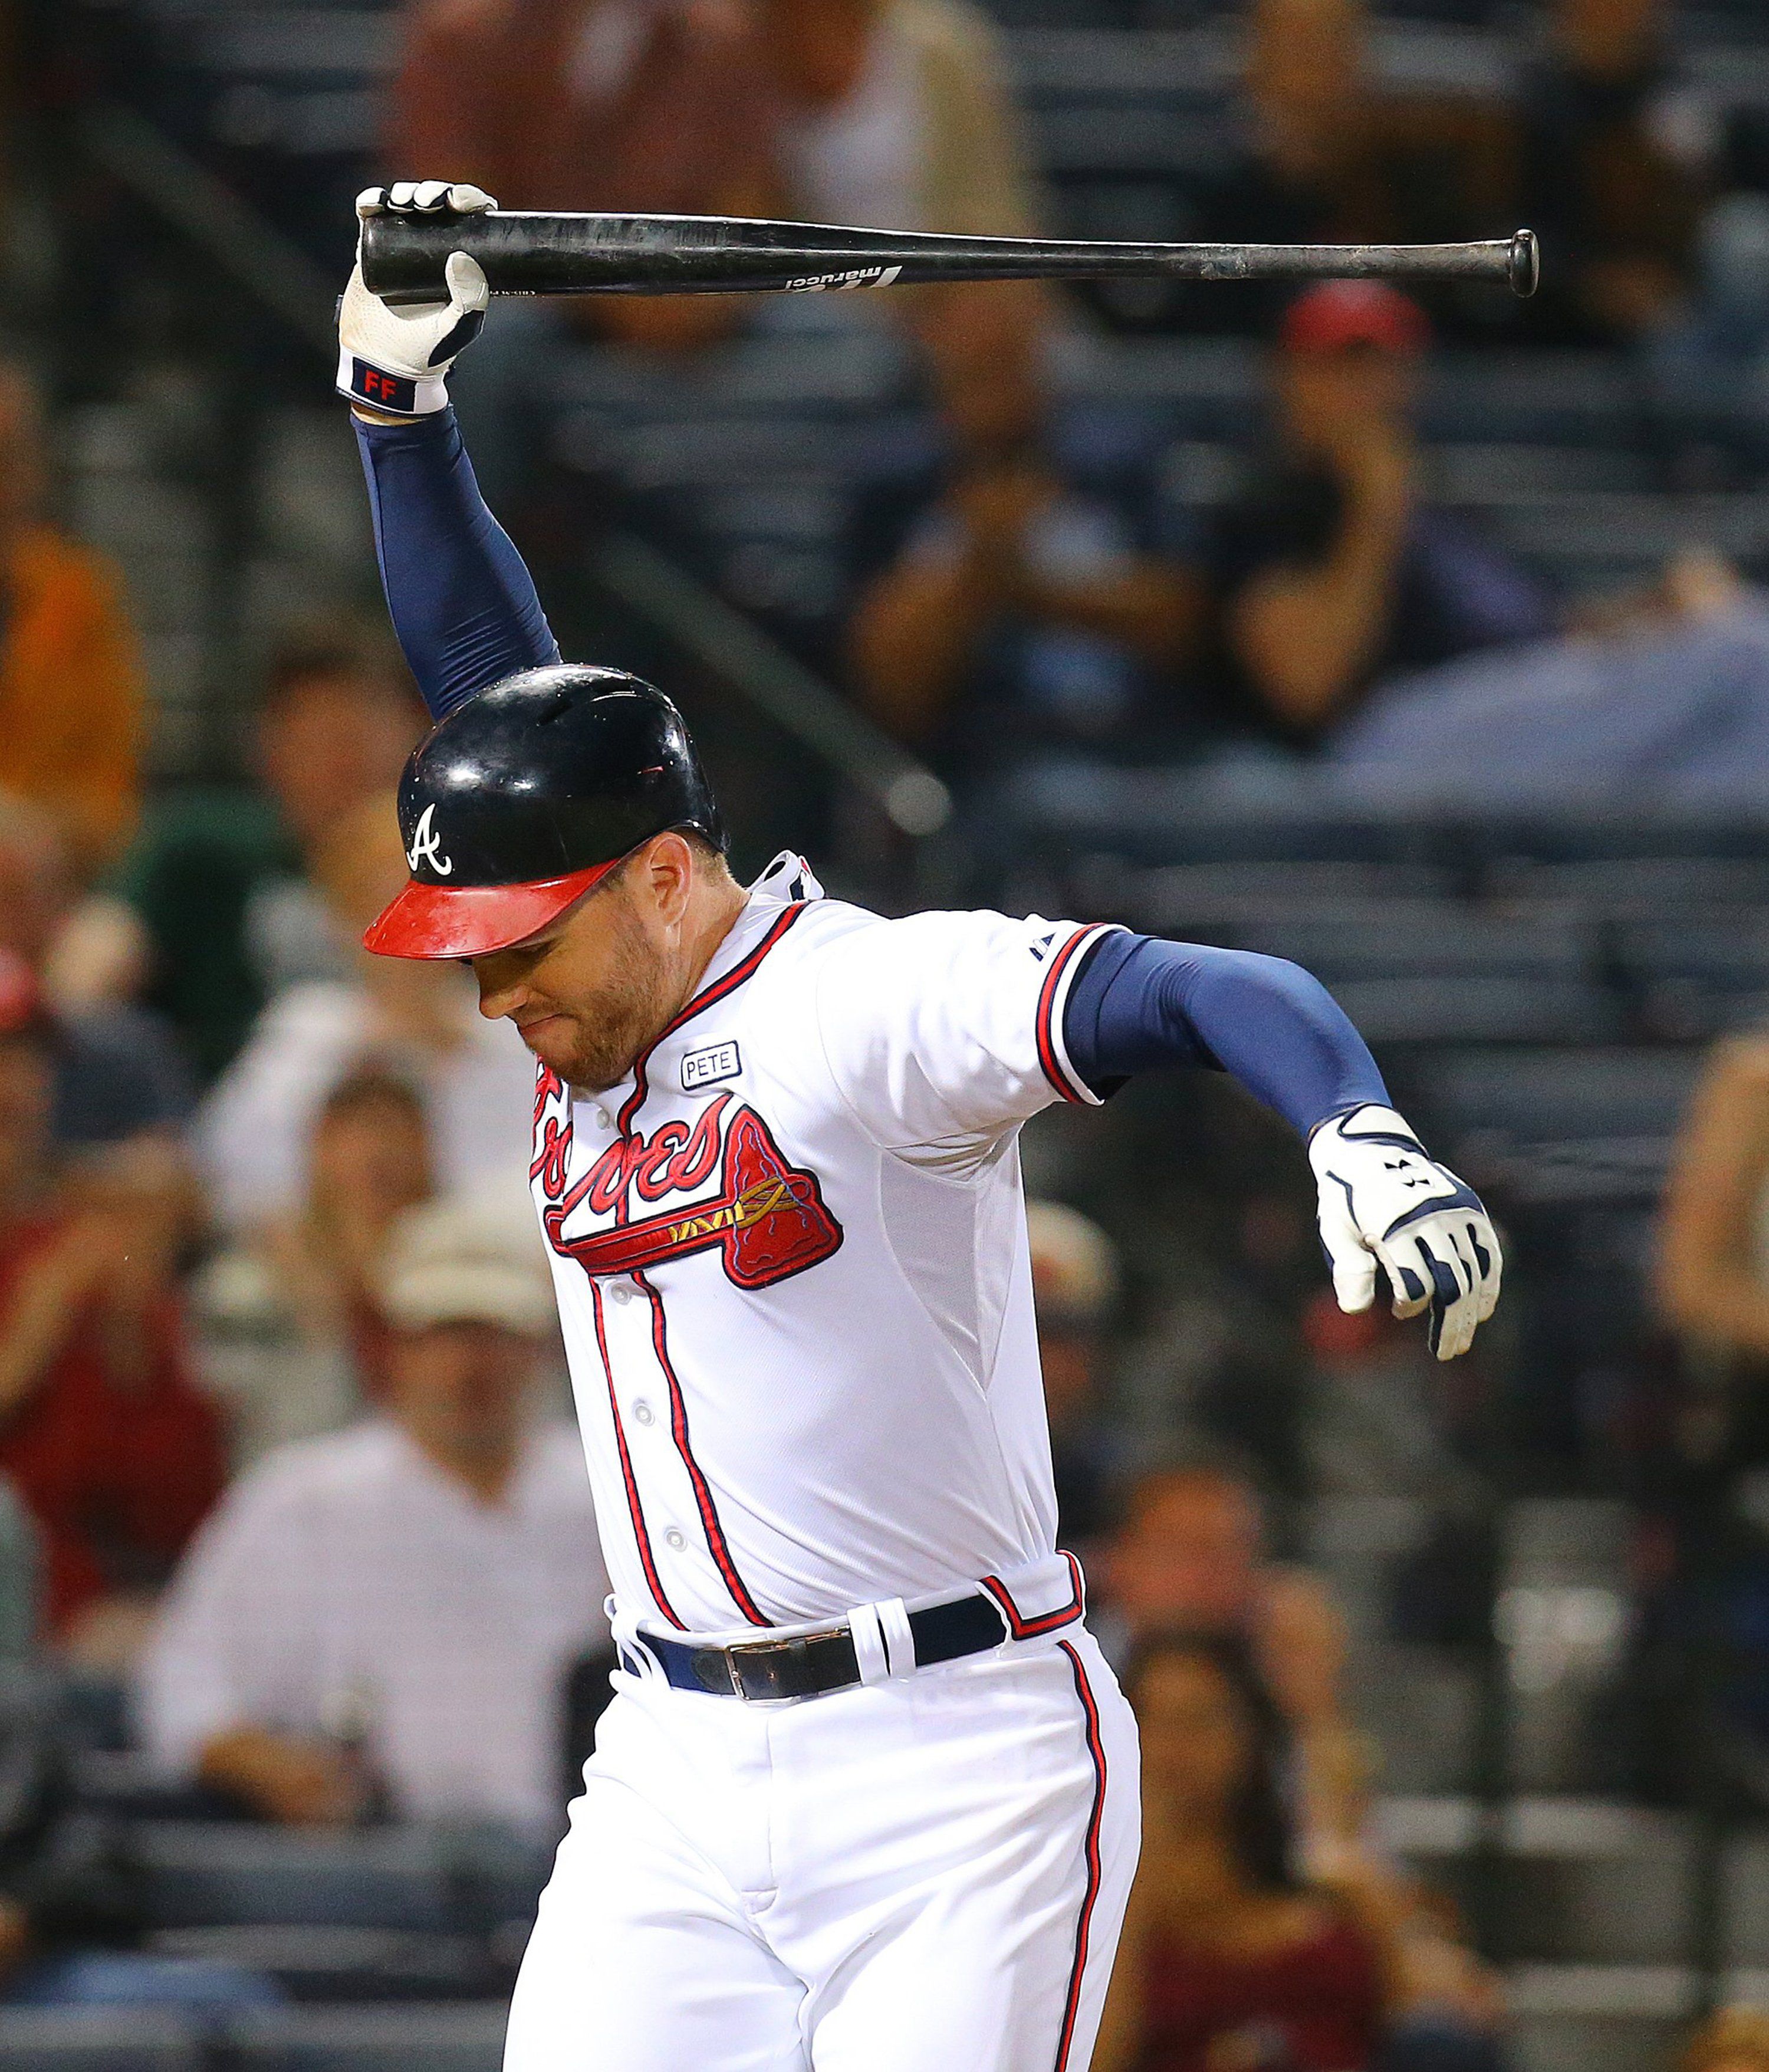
[{"x1": 503, "y1": 1625, "x2": 1139, "y2": 2072}]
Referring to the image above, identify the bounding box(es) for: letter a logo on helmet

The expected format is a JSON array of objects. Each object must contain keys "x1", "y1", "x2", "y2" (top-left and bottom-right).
[
  {"x1": 406, "y1": 804, "x2": 453, "y2": 877},
  {"x1": 364, "y1": 666, "x2": 726, "y2": 962}
]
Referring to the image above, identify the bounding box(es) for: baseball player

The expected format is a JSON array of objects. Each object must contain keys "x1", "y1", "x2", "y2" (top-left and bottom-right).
[{"x1": 339, "y1": 182, "x2": 1502, "y2": 2072}]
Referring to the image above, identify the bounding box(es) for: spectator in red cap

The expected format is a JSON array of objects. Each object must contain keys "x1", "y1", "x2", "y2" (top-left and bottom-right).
[
  {"x1": 0, "y1": 948, "x2": 225, "y2": 1655},
  {"x1": 1198, "y1": 281, "x2": 1554, "y2": 742}
]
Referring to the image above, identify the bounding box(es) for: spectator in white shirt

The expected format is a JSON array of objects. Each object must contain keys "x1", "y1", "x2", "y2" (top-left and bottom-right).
[
  {"x1": 136, "y1": 1190, "x2": 607, "y2": 1834},
  {"x1": 193, "y1": 792, "x2": 535, "y2": 1235}
]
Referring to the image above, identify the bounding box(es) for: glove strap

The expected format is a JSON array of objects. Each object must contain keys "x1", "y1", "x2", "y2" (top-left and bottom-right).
[{"x1": 336, "y1": 349, "x2": 449, "y2": 417}]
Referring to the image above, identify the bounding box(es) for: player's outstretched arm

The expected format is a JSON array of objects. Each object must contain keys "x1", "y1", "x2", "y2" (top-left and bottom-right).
[
  {"x1": 1063, "y1": 933, "x2": 1501, "y2": 1360},
  {"x1": 337, "y1": 182, "x2": 560, "y2": 721}
]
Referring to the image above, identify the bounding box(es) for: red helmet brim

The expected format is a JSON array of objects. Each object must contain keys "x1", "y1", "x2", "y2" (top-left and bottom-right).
[{"x1": 363, "y1": 860, "x2": 619, "y2": 961}]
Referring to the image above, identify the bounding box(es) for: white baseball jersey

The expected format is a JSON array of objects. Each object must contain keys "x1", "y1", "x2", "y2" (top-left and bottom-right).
[{"x1": 530, "y1": 852, "x2": 1117, "y2": 1640}]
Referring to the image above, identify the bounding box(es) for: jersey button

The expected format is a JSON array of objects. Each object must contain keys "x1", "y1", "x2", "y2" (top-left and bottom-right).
[
  {"x1": 633, "y1": 1401, "x2": 655, "y2": 1426},
  {"x1": 665, "y1": 1529, "x2": 687, "y2": 1551},
  {"x1": 609, "y1": 1282, "x2": 633, "y2": 1305},
  {"x1": 593, "y1": 1106, "x2": 611, "y2": 1129}
]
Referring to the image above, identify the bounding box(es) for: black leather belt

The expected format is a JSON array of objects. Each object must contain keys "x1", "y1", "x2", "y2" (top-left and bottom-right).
[{"x1": 623, "y1": 1590, "x2": 1010, "y2": 1702}]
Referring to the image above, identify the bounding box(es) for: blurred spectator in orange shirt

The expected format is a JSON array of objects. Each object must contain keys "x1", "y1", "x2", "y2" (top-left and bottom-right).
[
  {"x1": 0, "y1": 953, "x2": 223, "y2": 1656},
  {"x1": 389, "y1": 0, "x2": 771, "y2": 218},
  {"x1": 1681, "y1": 2008, "x2": 1769, "y2": 2072},
  {"x1": 0, "y1": 366, "x2": 143, "y2": 874}
]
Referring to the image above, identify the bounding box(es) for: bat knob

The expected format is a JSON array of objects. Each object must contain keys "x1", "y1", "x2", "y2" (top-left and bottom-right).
[{"x1": 1508, "y1": 229, "x2": 1540, "y2": 299}]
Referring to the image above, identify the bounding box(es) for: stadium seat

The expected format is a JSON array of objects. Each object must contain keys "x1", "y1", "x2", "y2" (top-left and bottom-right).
[
  {"x1": 137, "y1": 1825, "x2": 456, "y2": 1933},
  {"x1": 1458, "y1": 810, "x2": 1769, "y2": 868},
  {"x1": 547, "y1": 307, "x2": 938, "y2": 644},
  {"x1": 0, "y1": 2009, "x2": 199, "y2": 2070},
  {"x1": 1047, "y1": 334, "x2": 1261, "y2": 436},
  {"x1": 1615, "y1": 917, "x2": 1769, "y2": 1041},
  {"x1": 1393, "y1": 1046, "x2": 1701, "y2": 1208},
  {"x1": 1421, "y1": 354, "x2": 1638, "y2": 449},
  {"x1": 1071, "y1": 859, "x2": 1456, "y2": 935},
  {"x1": 226, "y1": 2001, "x2": 509, "y2": 2072},
  {"x1": 88, "y1": 0, "x2": 405, "y2": 269},
  {"x1": 146, "y1": 1923, "x2": 496, "y2": 2002},
  {"x1": 987, "y1": 0, "x2": 1141, "y2": 24},
  {"x1": 1482, "y1": 856, "x2": 1769, "y2": 917},
  {"x1": 986, "y1": 761, "x2": 1444, "y2": 869},
  {"x1": 1232, "y1": 909, "x2": 1617, "y2": 1045},
  {"x1": 1432, "y1": 445, "x2": 1658, "y2": 501}
]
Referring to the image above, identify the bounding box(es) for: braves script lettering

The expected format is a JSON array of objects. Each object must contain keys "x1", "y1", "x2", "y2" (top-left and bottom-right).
[{"x1": 533, "y1": 1083, "x2": 841, "y2": 1292}]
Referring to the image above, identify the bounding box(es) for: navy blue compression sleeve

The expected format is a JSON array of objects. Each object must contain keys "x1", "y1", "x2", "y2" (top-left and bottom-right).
[
  {"x1": 1062, "y1": 930, "x2": 1388, "y2": 1138},
  {"x1": 353, "y1": 408, "x2": 559, "y2": 721}
]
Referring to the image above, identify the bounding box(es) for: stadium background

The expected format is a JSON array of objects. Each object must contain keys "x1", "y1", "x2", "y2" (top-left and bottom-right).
[{"x1": 3, "y1": 0, "x2": 1769, "y2": 2066}]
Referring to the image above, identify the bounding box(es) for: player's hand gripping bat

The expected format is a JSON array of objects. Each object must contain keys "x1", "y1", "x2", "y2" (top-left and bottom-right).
[{"x1": 361, "y1": 199, "x2": 1539, "y2": 305}]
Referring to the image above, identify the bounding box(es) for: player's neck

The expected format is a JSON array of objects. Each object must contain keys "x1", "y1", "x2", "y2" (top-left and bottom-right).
[{"x1": 665, "y1": 865, "x2": 750, "y2": 1025}]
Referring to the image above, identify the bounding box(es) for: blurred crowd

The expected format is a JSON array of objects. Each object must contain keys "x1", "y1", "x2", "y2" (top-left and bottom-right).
[
  {"x1": 393, "y1": 0, "x2": 1769, "y2": 800},
  {"x1": 1, "y1": 0, "x2": 1769, "y2": 2053}
]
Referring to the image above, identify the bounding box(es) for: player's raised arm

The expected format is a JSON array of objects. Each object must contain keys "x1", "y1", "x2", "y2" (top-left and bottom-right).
[{"x1": 337, "y1": 182, "x2": 559, "y2": 721}]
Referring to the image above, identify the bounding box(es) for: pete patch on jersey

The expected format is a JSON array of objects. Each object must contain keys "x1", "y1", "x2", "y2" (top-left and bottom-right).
[{"x1": 682, "y1": 1041, "x2": 741, "y2": 1092}]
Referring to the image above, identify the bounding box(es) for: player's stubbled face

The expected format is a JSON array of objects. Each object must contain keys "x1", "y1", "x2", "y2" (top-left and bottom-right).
[{"x1": 470, "y1": 870, "x2": 680, "y2": 1093}]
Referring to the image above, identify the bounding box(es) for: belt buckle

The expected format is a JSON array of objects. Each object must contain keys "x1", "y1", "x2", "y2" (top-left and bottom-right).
[{"x1": 728, "y1": 1625, "x2": 844, "y2": 1702}]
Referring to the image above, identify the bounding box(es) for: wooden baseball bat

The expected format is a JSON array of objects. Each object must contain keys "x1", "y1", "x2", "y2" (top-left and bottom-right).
[{"x1": 360, "y1": 209, "x2": 1540, "y2": 304}]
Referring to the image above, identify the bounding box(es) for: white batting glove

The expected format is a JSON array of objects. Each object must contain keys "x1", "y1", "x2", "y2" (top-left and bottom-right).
[
  {"x1": 337, "y1": 182, "x2": 495, "y2": 417},
  {"x1": 1309, "y1": 1104, "x2": 1502, "y2": 1362}
]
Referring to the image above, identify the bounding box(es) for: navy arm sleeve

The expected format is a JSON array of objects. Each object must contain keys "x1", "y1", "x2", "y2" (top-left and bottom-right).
[
  {"x1": 353, "y1": 408, "x2": 559, "y2": 721},
  {"x1": 1062, "y1": 930, "x2": 1388, "y2": 1139}
]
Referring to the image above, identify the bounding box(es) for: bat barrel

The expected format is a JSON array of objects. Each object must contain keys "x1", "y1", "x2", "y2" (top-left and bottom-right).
[{"x1": 360, "y1": 210, "x2": 1540, "y2": 302}]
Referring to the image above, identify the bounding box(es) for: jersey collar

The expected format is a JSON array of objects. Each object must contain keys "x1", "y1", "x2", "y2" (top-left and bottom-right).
[{"x1": 747, "y1": 851, "x2": 824, "y2": 909}]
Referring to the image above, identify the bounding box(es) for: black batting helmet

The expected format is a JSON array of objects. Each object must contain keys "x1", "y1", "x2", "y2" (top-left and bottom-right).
[{"x1": 364, "y1": 665, "x2": 725, "y2": 961}]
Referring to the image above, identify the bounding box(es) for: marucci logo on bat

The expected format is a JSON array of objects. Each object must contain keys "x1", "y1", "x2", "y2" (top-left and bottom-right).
[{"x1": 783, "y1": 265, "x2": 903, "y2": 292}]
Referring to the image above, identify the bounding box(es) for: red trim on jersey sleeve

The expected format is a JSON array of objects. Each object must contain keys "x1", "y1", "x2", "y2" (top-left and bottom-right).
[
  {"x1": 1053, "y1": 1639, "x2": 1109, "y2": 2072},
  {"x1": 591, "y1": 1280, "x2": 685, "y2": 1631},
  {"x1": 1035, "y1": 927, "x2": 1112, "y2": 1106},
  {"x1": 978, "y1": 1551, "x2": 1086, "y2": 1641}
]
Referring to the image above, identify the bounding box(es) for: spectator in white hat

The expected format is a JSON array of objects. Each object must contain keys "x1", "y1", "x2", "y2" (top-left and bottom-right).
[{"x1": 135, "y1": 1189, "x2": 606, "y2": 1834}]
